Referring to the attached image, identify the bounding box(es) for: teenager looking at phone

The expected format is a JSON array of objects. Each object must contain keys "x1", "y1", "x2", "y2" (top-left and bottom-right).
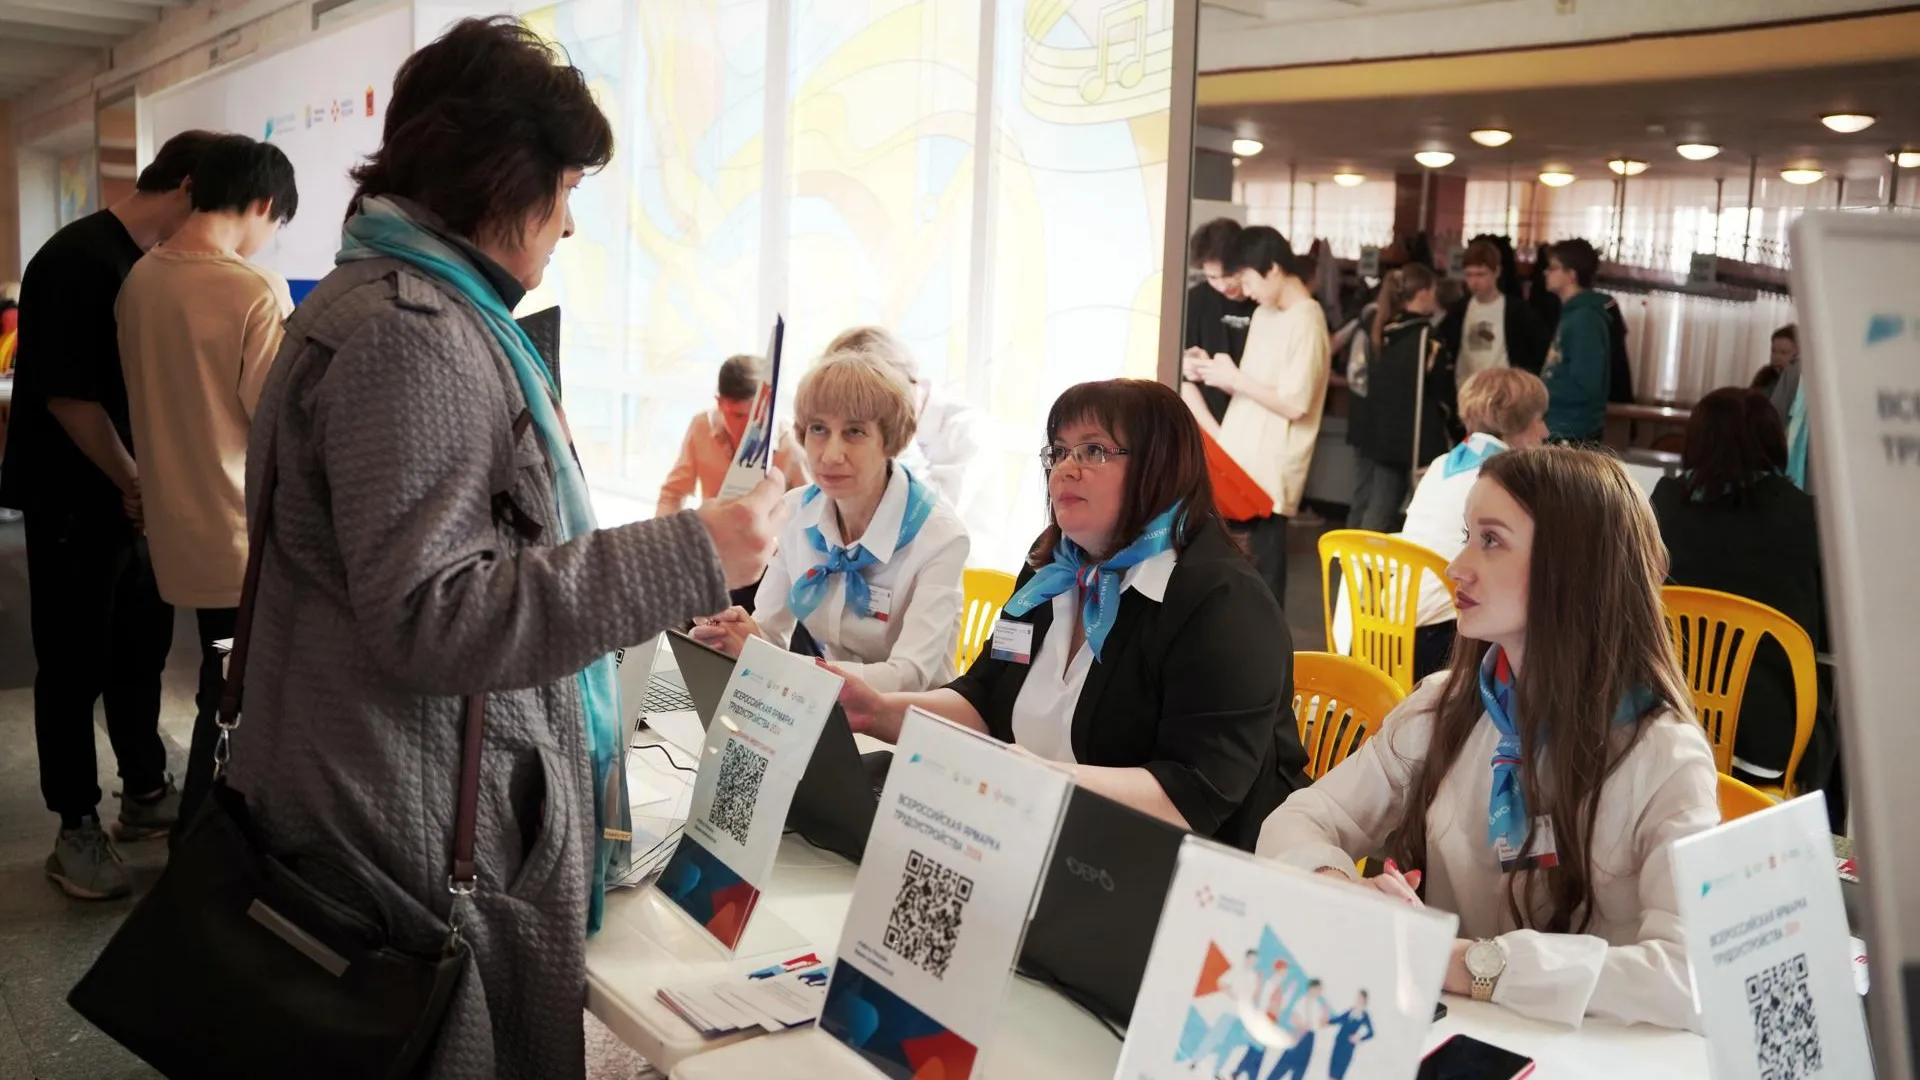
[
  {"x1": 1184, "y1": 226, "x2": 1329, "y2": 606},
  {"x1": 830, "y1": 379, "x2": 1309, "y2": 849},
  {"x1": 690, "y1": 352, "x2": 969, "y2": 692},
  {"x1": 1257, "y1": 447, "x2": 1718, "y2": 1029}
]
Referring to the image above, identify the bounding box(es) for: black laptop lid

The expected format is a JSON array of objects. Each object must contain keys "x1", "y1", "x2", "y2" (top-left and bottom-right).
[
  {"x1": 785, "y1": 706, "x2": 880, "y2": 863},
  {"x1": 664, "y1": 630, "x2": 737, "y2": 728},
  {"x1": 1020, "y1": 786, "x2": 1187, "y2": 1025}
]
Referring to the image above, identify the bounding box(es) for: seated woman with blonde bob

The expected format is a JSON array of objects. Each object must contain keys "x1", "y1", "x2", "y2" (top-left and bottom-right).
[
  {"x1": 832, "y1": 379, "x2": 1309, "y2": 849},
  {"x1": 1259, "y1": 447, "x2": 1718, "y2": 1030},
  {"x1": 691, "y1": 351, "x2": 969, "y2": 692}
]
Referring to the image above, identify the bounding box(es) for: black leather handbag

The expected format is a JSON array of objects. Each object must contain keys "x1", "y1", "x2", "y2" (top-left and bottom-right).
[{"x1": 68, "y1": 442, "x2": 487, "y2": 1079}]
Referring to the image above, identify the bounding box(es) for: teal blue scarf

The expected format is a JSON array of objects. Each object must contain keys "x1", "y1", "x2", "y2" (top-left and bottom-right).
[
  {"x1": 1002, "y1": 504, "x2": 1181, "y2": 661},
  {"x1": 789, "y1": 466, "x2": 938, "y2": 623},
  {"x1": 1786, "y1": 383, "x2": 1810, "y2": 490},
  {"x1": 338, "y1": 196, "x2": 626, "y2": 934}
]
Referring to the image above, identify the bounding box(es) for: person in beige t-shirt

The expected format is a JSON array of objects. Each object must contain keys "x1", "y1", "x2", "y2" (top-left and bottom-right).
[
  {"x1": 115, "y1": 133, "x2": 297, "y2": 835},
  {"x1": 1183, "y1": 225, "x2": 1329, "y2": 607}
]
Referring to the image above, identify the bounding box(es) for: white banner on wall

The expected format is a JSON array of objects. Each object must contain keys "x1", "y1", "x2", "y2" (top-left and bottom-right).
[{"x1": 141, "y1": 4, "x2": 413, "y2": 289}]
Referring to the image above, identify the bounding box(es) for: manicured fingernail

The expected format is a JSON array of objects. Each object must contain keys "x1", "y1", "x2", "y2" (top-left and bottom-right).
[
  {"x1": 1407, "y1": 871, "x2": 1422, "y2": 889},
  {"x1": 1385, "y1": 858, "x2": 1398, "y2": 873}
]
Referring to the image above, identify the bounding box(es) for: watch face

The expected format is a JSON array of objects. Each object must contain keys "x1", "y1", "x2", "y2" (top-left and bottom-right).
[{"x1": 1466, "y1": 940, "x2": 1505, "y2": 978}]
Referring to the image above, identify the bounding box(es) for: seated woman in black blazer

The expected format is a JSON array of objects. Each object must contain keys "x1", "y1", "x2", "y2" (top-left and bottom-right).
[
  {"x1": 832, "y1": 378, "x2": 1310, "y2": 850},
  {"x1": 1650, "y1": 387, "x2": 1836, "y2": 803}
]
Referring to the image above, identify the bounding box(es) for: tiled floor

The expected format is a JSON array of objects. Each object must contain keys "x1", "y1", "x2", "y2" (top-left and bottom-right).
[{"x1": 0, "y1": 513, "x2": 1330, "y2": 1078}]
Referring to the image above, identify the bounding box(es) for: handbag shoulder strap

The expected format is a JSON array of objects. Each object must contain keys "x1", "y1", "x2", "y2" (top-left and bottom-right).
[{"x1": 217, "y1": 432, "x2": 486, "y2": 896}]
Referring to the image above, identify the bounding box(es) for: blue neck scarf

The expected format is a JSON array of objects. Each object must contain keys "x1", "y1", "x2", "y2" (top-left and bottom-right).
[
  {"x1": 788, "y1": 466, "x2": 937, "y2": 623},
  {"x1": 337, "y1": 196, "x2": 626, "y2": 934},
  {"x1": 1440, "y1": 434, "x2": 1508, "y2": 479},
  {"x1": 1478, "y1": 647, "x2": 1656, "y2": 864},
  {"x1": 1002, "y1": 504, "x2": 1181, "y2": 661},
  {"x1": 1786, "y1": 384, "x2": 1810, "y2": 490}
]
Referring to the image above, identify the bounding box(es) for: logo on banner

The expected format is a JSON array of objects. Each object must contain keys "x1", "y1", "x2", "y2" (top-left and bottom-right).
[{"x1": 1867, "y1": 314, "x2": 1909, "y2": 346}]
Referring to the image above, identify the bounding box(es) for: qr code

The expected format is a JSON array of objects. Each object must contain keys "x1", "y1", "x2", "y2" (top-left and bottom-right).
[
  {"x1": 1748, "y1": 952, "x2": 1822, "y2": 1080},
  {"x1": 707, "y1": 737, "x2": 768, "y2": 846},
  {"x1": 881, "y1": 849, "x2": 973, "y2": 979}
]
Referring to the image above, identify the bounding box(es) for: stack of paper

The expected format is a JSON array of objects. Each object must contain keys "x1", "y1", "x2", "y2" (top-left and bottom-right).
[{"x1": 657, "y1": 952, "x2": 831, "y2": 1038}]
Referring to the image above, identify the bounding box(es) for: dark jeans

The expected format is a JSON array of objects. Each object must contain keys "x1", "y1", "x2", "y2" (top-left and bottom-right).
[
  {"x1": 177, "y1": 606, "x2": 239, "y2": 839},
  {"x1": 1229, "y1": 514, "x2": 1289, "y2": 610},
  {"x1": 1349, "y1": 458, "x2": 1409, "y2": 533},
  {"x1": 24, "y1": 508, "x2": 174, "y2": 822}
]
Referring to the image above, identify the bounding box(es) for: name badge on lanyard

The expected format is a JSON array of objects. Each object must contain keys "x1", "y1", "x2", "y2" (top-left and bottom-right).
[
  {"x1": 989, "y1": 620, "x2": 1035, "y2": 664},
  {"x1": 1495, "y1": 816, "x2": 1559, "y2": 874}
]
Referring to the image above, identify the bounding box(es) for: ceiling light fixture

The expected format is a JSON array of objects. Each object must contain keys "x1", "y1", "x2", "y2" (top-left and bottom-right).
[
  {"x1": 1538, "y1": 170, "x2": 1575, "y2": 187},
  {"x1": 1231, "y1": 138, "x2": 1264, "y2": 157},
  {"x1": 1820, "y1": 113, "x2": 1876, "y2": 134},
  {"x1": 1333, "y1": 172, "x2": 1366, "y2": 187},
  {"x1": 1888, "y1": 151, "x2": 1920, "y2": 168},
  {"x1": 1675, "y1": 143, "x2": 1722, "y2": 161},
  {"x1": 1232, "y1": 157, "x2": 1243, "y2": 167},
  {"x1": 1470, "y1": 129, "x2": 1513, "y2": 148},
  {"x1": 1608, "y1": 158, "x2": 1649, "y2": 176},
  {"x1": 1780, "y1": 168, "x2": 1826, "y2": 185},
  {"x1": 1414, "y1": 150, "x2": 1455, "y2": 169}
]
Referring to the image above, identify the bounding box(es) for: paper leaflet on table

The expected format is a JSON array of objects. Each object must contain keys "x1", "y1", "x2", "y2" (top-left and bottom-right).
[
  {"x1": 658, "y1": 951, "x2": 833, "y2": 1038},
  {"x1": 1116, "y1": 840, "x2": 1456, "y2": 1080},
  {"x1": 716, "y1": 315, "x2": 785, "y2": 500}
]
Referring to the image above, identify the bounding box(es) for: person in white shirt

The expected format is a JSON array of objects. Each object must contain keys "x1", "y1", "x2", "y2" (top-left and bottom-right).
[
  {"x1": 824, "y1": 326, "x2": 992, "y2": 544},
  {"x1": 1259, "y1": 446, "x2": 1718, "y2": 1031},
  {"x1": 1333, "y1": 368, "x2": 1550, "y2": 679},
  {"x1": 1439, "y1": 238, "x2": 1549, "y2": 383},
  {"x1": 690, "y1": 351, "x2": 969, "y2": 692},
  {"x1": 1183, "y1": 226, "x2": 1330, "y2": 607}
]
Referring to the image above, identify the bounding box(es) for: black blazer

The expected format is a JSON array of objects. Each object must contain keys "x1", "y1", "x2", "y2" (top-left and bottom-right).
[{"x1": 947, "y1": 526, "x2": 1309, "y2": 850}]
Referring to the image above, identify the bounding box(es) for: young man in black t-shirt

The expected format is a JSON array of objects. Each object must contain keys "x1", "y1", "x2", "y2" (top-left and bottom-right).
[
  {"x1": 0, "y1": 130, "x2": 219, "y2": 899},
  {"x1": 1181, "y1": 218, "x2": 1259, "y2": 423}
]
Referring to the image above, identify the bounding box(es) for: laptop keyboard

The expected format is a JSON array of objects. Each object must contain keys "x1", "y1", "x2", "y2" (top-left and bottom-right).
[{"x1": 643, "y1": 680, "x2": 695, "y2": 715}]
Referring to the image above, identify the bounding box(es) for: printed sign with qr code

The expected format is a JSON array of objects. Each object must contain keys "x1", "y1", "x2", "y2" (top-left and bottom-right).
[
  {"x1": 708, "y1": 737, "x2": 769, "y2": 847},
  {"x1": 1748, "y1": 952, "x2": 1822, "y2": 1080},
  {"x1": 882, "y1": 849, "x2": 974, "y2": 980}
]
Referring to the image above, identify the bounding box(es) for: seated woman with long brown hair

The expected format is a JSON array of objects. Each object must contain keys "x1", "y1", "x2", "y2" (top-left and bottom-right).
[
  {"x1": 832, "y1": 379, "x2": 1309, "y2": 849},
  {"x1": 1258, "y1": 447, "x2": 1717, "y2": 1029}
]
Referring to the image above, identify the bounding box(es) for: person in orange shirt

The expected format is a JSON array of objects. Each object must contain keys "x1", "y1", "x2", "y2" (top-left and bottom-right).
[{"x1": 656, "y1": 353, "x2": 807, "y2": 519}]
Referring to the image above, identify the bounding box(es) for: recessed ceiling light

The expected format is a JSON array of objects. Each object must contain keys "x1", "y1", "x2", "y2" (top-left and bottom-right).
[
  {"x1": 1820, "y1": 113, "x2": 1876, "y2": 134},
  {"x1": 1780, "y1": 168, "x2": 1826, "y2": 185},
  {"x1": 1675, "y1": 143, "x2": 1722, "y2": 161},
  {"x1": 1538, "y1": 170, "x2": 1575, "y2": 187},
  {"x1": 1333, "y1": 172, "x2": 1366, "y2": 187},
  {"x1": 1888, "y1": 151, "x2": 1920, "y2": 168},
  {"x1": 1470, "y1": 129, "x2": 1513, "y2": 148},
  {"x1": 1608, "y1": 159, "x2": 1649, "y2": 176},
  {"x1": 1231, "y1": 138, "x2": 1265, "y2": 157},
  {"x1": 1231, "y1": 157, "x2": 1242, "y2": 167},
  {"x1": 1414, "y1": 150, "x2": 1455, "y2": 169}
]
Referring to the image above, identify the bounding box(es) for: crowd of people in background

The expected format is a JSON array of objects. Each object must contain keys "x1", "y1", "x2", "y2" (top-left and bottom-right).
[{"x1": 0, "y1": 15, "x2": 1839, "y2": 1076}]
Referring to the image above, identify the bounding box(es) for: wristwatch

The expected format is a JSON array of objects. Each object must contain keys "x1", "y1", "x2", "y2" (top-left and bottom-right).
[{"x1": 1465, "y1": 938, "x2": 1507, "y2": 1002}]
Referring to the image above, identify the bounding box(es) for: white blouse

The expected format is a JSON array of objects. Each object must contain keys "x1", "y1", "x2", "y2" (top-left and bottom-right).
[
  {"x1": 1256, "y1": 675, "x2": 1719, "y2": 1030},
  {"x1": 752, "y1": 465, "x2": 969, "y2": 694},
  {"x1": 1009, "y1": 549, "x2": 1176, "y2": 763}
]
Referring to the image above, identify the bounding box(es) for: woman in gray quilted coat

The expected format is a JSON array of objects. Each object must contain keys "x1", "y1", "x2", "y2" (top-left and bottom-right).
[{"x1": 228, "y1": 18, "x2": 784, "y2": 1078}]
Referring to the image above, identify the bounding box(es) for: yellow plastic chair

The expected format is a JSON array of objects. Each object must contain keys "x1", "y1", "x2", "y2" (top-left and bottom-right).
[
  {"x1": 1717, "y1": 772, "x2": 1778, "y2": 823},
  {"x1": 1661, "y1": 586, "x2": 1817, "y2": 799},
  {"x1": 1291, "y1": 652, "x2": 1406, "y2": 779},
  {"x1": 954, "y1": 568, "x2": 1017, "y2": 673},
  {"x1": 1318, "y1": 530, "x2": 1456, "y2": 693}
]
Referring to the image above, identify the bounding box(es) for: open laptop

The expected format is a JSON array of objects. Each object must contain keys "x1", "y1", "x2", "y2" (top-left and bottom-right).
[
  {"x1": 1018, "y1": 787, "x2": 1188, "y2": 1026},
  {"x1": 650, "y1": 630, "x2": 887, "y2": 862}
]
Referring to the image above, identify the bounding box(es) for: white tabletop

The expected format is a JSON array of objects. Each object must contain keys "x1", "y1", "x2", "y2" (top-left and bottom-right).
[
  {"x1": 601, "y1": 645, "x2": 1709, "y2": 1080},
  {"x1": 669, "y1": 993, "x2": 1707, "y2": 1080}
]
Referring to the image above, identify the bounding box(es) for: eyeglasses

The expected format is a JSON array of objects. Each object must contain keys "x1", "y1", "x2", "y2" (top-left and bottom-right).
[{"x1": 1039, "y1": 442, "x2": 1130, "y2": 470}]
